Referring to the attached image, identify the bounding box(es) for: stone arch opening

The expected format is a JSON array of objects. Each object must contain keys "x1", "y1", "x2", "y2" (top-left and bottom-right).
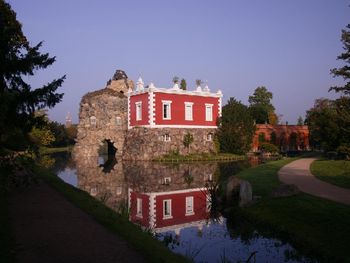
[{"x1": 98, "y1": 139, "x2": 117, "y2": 173}]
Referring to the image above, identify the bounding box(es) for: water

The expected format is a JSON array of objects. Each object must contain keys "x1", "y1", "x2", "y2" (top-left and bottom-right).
[{"x1": 44, "y1": 152, "x2": 316, "y2": 263}]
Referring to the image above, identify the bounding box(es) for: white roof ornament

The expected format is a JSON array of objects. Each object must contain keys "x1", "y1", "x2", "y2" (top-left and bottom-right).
[
  {"x1": 196, "y1": 85, "x2": 202, "y2": 92},
  {"x1": 149, "y1": 82, "x2": 155, "y2": 90},
  {"x1": 172, "y1": 82, "x2": 180, "y2": 90},
  {"x1": 217, "y1": 89, "x2": 223, "y2": 96},
  {"x1": 203, "y1": 81, "x2": 210, "y2": 92},
  {"x1": 136, "y1": 76, "x2": 144, "y2": 91}
]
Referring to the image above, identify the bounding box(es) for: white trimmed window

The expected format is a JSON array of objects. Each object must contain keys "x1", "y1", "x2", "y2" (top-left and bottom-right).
[
  {"x1": 136, "y1": 102, "x2": 142, "y2": 121},
  {"x1": 185, "y1": 102, "x2": 193, "y2": 121},
  {"x1": 185, "y1": 196, "x2": 194, "y2": 216},
  {"x1": 206, "y1": 133, "x2": 213, "y2": 141},
  {"x1": 162, "y1": 100, "x2": 172, "y2": 120},
  {"x1": 163, "y1": 199, "x2": 172, "y2": 219},
  {"x1": 163, "y1": 134, "x2": 171, "y2": 142},
  {"x1": 162, "y1": 177, "x2": 171, "y2": 185},
  {"x1": 136, "y1": 198, "x2": 142, "y2": 218},
  {"x1": 90, "y1": 116, "x2": 96, "y2": 127},
  {"x1": 205, "y1": 104, "x2": 213, "y2": 121}
]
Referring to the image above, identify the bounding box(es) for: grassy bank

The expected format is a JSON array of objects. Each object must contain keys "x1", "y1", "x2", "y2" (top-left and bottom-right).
[
  {"x1": 310, "y1": 159, "x2": 350, "y2": 189},
  {"x1": 154, "y1": 152, "x2": 245, "y2": 162},
  {"x1": 39, "y1": 145, "x2": 73, "y2": 155},
  {"x1": 235, "y1": 158, "x2": 350, "y2": 262},
  {"x1": 35, "y1": 166, "x2": 189, "y2": 263},
  {"x1": 0, "y1": 166, "x2": 15, "y2": 263}
]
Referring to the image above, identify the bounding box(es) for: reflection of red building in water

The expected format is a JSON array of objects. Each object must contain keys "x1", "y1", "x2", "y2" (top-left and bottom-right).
[
  {"x1": 252, "y1": 124, "x2": 310, "y2": 152},
  {"x1": 129, "y1": 187, "x2": 210, "y2": 233}
]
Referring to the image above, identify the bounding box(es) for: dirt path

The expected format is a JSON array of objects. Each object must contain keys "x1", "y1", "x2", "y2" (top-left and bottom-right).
[
  {"x1": 10, "y1": 182, "x2": 146, "y2": 263},
  {"x1": 278, "y1": 158, "x2": 350, "y2": 205}
]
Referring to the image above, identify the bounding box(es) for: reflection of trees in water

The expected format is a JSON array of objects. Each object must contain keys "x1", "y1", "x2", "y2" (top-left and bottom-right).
[{"x1": 42, "y1": 152, "x2": 75, "y2": 172}]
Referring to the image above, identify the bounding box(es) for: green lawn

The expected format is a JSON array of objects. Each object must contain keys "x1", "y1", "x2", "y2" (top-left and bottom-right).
[
  {"x1": 235, "y1": 158, "x2": 350, "y2": 263},
  {"x1": 39, "y1": 145, "x2": 73, "y2": 154},
  {"x1": 310, "y1": 159, "x2": 350, "y2": 189}
]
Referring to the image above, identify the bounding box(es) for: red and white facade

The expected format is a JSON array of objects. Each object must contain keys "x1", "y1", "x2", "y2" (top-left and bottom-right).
[
  {"x1": 128, "y1": 78, "x2": 223, "y2": 129},
  {"x1": 129, "y1": 187, "x2": 210, "y2": 233}
]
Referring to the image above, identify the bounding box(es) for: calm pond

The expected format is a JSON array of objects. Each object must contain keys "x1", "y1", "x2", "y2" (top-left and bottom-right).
[{"x1": 45, "y1": 152, "x2": 317, "y2": 263}]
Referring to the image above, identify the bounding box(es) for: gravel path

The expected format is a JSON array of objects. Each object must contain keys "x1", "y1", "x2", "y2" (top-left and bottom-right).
[
  {"x1": 278, "y1": 158, "x2": 350, "y2": 205},
  {"x1": 10, "y1": 182, "x2": 146, "y2": 263}
]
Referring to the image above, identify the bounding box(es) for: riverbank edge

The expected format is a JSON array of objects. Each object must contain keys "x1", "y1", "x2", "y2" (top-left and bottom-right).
[
  {"x1": 2, "y1": 162, "x2": 189, "y2": 263},
  {"x1": 153, "y1": 153, "x2": 246, "y2": 162},
  {"x1": 235, "y1": 158, "x2": 350, "y2": 263},
  {"x1": 35, "y1": 165, "x2": 190, "y2": 263},
  {"x1": 0, "y1": 167, "x2": 15, "y2": 263}
]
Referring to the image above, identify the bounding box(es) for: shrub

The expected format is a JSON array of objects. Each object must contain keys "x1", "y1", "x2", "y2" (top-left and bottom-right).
[
  {"x1": 260, "y1": 142, "x2": 279, "y2": 153},
  {"x1": 337, "y1": 144, "x2": 350, "y2": 160}
]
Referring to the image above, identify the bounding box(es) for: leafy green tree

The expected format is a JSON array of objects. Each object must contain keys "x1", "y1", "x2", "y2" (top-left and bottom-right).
[
  {"x1": 248, "y1": 86, "x2": 275, "y2": 124},
  {"x1": 217, "y1": 98, "x2": 255, "y2": 154},
  {"x1": 297, "y1": 116, "x2": 304, "y2": 125},
  {"x1": 195, "y1": 79, "x2": 202, "y2": 86},
  {"x1": 305, "y1": 98, "x2": 340, "y2": 151},
  {"x1": 29, "y1": 126, "x2": 55, "y2": 146},
  {"x1": 180, "y1": 78, "x2": 187, "y2": 90},
  {"x1": 0, "y1": 1, "x2": 65, "y2": 150},
  {"x1": 329, "y1": 24, "x2": 350, "y2": 95},
  {"x1": 183, "y1": 132, "x2": 194, "y2": 154}
]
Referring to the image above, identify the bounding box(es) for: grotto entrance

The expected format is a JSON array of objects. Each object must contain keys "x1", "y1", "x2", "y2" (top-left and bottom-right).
[{"x1": 98, "y1": 139, "x2": 117, "y2": 173}]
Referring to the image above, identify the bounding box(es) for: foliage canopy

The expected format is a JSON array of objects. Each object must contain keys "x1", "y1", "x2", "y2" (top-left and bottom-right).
[
  {"x1": 217, "y1": 98, "x2": 255, "y2": 154},
  {"x1": 0, "y1": 1, "x2": 65, "y2": 150}
]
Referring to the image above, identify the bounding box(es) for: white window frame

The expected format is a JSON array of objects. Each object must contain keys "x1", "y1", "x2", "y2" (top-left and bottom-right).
[
  {"x1": 206, "y1": 133, "x2": 213, "y2": 141},
  {"x1": 163, "y1": 177, "x2": 171, "y2": 185},
  {"x1": 205, "y1": 104, "x2": 213, "y2": 121},
  {"x1": 163, "y1": 134, "x2": 171, "y2": 142},
  {"x1": 185, "y1": 196, "x2": 194, "y2": 216},
  {"x1": 163, "y1": 199, "x2": 172, "y2": 219},
  {"x1": 184, "y1": 102, "x2": 193, "y2": 121},
  {"x1": 136, "y1": 198, "x2": 142, "y2": 218},
  {"x1": 162, "y1": 100, "x2": 172, "y2": 120},
  {"x1": 136, "y1": 101, "x2": 142, "y2": 121}
]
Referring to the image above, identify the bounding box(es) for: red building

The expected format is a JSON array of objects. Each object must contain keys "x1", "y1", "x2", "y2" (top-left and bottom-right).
[
  {"x1": 252, "y1": 124, "x2": 310, "y2": 152},
  {"x1": 128, "y1": 77, "x2": 222, "y2": 129},
  {"x1": 129, "y1": 187, "x2": 210, "y2": 233}
]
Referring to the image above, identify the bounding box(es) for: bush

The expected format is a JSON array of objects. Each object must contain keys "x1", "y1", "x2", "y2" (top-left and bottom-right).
[
  {"x1": 337, "y1": 145, "x2": 350, "y2": 160},
  {"x1": 260, "y1": 142, "x2": 279, "y2": 153}
]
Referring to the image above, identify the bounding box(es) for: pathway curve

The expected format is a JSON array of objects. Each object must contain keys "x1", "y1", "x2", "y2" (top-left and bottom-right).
[
  {"x1": 278, "y1": 158, "x2": 350, "y2": 205},
  {"x1": 10, "y1": 182, "x2": 146, "y2": 263}
]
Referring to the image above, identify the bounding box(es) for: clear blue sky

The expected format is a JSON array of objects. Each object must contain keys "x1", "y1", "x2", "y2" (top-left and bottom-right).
[{"x1": 8, "y1": 0, "x2": 349, "y2": 124}]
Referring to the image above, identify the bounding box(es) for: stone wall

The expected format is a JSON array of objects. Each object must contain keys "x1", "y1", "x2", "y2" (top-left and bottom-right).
[
  {"x1": 72, "y1": 78, "x2": 133, "y2": 160},
  {"x1": 122, "y1": 127, "x2": 217, "y2": 161}
]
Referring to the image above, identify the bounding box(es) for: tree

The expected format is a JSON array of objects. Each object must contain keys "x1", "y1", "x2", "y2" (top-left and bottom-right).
[
  {"x1": 172, "y1": 76, "x2": 179, "y2": 83},
  {"x1": 195, "y1": 79, "x2": 202, "y2": 87},
  {"x1": 180, "y1": 78, "x2": 187, "y2": 90},
  {"x1": 29, "y1": 126, "x2": 55, "y2": 146},
  {"x1": 0, "y1": 1, "x2": 65, "y2": 150},
  {"x1": 297, "y1": 116, "x2": 304, "y2": 125},
  {"x1": 183, "y1": 132, "x2": 194, "y2": 154},
  {"x1": 305, "y1": 98, "x2": 340, "y2": 151},
  {"x1": 217, "y1": 98, "x2": 255, "y2": 154},
  {"x1": 329, "y1": 24, "x2": 350, "y2": 95},
  {"x1": 248, "y1": 86, "x2": 275, "y2": 124}
]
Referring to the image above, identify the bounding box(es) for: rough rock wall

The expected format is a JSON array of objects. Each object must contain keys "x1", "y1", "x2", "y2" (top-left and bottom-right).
[
  {"x1": 122, "y1": 127, "x2": 217, "y2": 161},
  {"x1": 73, "y1": 78, "x2": 133, "y2": 160}
]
